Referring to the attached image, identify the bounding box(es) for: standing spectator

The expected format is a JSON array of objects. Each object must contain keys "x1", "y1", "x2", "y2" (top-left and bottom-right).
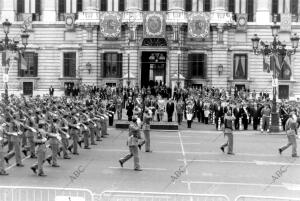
[
  {"x1": 126, "y1": 97, "x2": 134, "y2": 121},
  {"x1": 166, "y1": 98, "x2": 175, "y2": 122},
  {"x1": 261, "y1": 104, "x2": 271, "y2": 133},
  {"x1": 176, "y1": 98, "x2": 184, "y2": 125},
  {"x1": 49, "y1": 85, "x2": 54, "y2": 96}
]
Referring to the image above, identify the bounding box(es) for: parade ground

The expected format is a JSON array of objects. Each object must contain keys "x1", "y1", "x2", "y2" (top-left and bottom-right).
[{"x1": 0, "y1": 126, "x2": 300, "y2": 201}]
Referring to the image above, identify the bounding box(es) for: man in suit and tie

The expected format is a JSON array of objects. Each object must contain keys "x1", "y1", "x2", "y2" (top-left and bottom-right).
[
  {"x1": 214, "y1": 101, "x2": 224, "y2": 130},
  {"x1": 166, "y1": 98, "x2": 175, "y2": 122},
  {"x1": 49, "y1": 85, "x2": 54, "y2": 96}
]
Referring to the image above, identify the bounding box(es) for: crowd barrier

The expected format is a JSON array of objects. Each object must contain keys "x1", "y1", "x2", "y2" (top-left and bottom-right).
[
  {"x1": 95, "y1": 190, "x2": 230, "y2": 201},
  {"x1": 1, "y1": 187, "x2": 300, "y2": 201},
  {"x1": 234, "y1": 195, "x2": 300, "y2": 201},
  {"x1": 0, "y1": 186, "x2": 94, "y2": 201}
]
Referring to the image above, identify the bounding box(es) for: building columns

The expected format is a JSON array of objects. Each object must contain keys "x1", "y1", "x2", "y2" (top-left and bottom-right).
[
  {"x1": 42, "y1": 0, "x2": 56, "y2": 22},
  {"x1": 1, "y1": 0, "x2": 15, "y2": 22},
  {"x1": 256, "y1": 0, "x2": 270, "y2": 24}
]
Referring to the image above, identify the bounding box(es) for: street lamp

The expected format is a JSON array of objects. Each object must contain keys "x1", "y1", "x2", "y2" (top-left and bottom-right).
[
  {"x1": 250, "y1": 18, "x2": 299, "y2": 132},
  {"x1": 0, "y1": 19, "x2": 29, "y2": 104}
]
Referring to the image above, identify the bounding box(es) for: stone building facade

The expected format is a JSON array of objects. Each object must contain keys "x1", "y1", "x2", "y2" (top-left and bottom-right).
[{"x1": 0, "y1": 0, "x2": 299, "y2": 99}]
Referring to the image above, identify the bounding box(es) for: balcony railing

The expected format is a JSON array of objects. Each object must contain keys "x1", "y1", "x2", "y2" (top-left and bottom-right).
[{"x1": 16, "y1": 13, "x2": 41, "y2": 21}]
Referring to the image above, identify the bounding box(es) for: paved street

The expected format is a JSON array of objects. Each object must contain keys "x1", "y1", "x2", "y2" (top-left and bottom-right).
[{"x1": 1, "y1": 125, "x2": 300, "y2": 200}]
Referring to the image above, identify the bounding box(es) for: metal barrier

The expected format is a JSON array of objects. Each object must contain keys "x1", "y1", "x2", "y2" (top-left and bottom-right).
[
  {"x1": 235, "y1": 195, "x2": 300, "y2": 201},
  {"x1": 0, "y1": 186, "x2": 94, "y2": 201},
  {"x1": 95, "y1": 190, "x2": 230, "y2": 201}
]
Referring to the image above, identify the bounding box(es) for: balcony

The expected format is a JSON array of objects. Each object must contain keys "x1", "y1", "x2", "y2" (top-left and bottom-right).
[{"x1": 16, "y1": 13, "x2": 41, "y2": 22}]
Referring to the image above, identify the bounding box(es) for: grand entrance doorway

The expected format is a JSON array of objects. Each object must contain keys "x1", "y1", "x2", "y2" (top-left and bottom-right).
[{"x1": 141, "y1": 52, "x2": 167, "y2": 88}]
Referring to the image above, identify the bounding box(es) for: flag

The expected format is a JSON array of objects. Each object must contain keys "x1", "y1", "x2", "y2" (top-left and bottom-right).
[
  {"x1": 263, "y1": 55, "x2": 270, "y2": 72},
  {"x1": 20, "y1": 54, "x2": 27, "y2": 70},
  {"x1": 270, "y1": 54, "x2": 281, "y2": 73},
  {"x1": 282, "y1": 55, "x2": 292, "y2": 77}
]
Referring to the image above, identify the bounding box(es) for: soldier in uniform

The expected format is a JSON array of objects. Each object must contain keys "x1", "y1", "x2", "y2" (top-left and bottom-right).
[
  {"x1": 279, "y1": 112, "x2": 298, "y2": 157},
  {"x1": 119, "y1": 116, "x2": 142, "y2": 171},
  {"x1": 0, "y1": 123, "x2": 8, "y2": 175},
  {"x1": 5, "y1": 118, "x2": 24, "y2": 167},
  {"x1": 116, "y1": 96, "x2": 123, "y2": 120},
  {"x1": 141, "y1": 109, "x2": 152, "y2": 152},
  {"x1": 46, "y1": 119, "x2": 60, "y2": 167},
  {"x1": 220, "y1": 110, "x2": 236, "y2": 155},
  {"x1": 176, "y1": 98, "x2": 184, "y2": 125},
  {"x1": 30, "y1": 121, "x2": 47, "y2": 176},
  {"x1": 261, "y1": 104, "x2": 271, "y2": 133}
]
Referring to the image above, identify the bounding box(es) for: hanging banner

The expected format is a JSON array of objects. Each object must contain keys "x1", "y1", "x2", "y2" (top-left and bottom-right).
[
  {"x1": 236, "y1": 13, "x2": 247, "y2": 32},
  {"x1": 99, "y1": 12, "x2": 122, "y2": 38},
  {"x1": 143, "y1": 12, "x2": 166, "y2": 38},
  {"x1": 187, "y1": 12, "x2": 210, "y2": 38},
  {"x1": 280, "y1": 13, "x2": 291, "y2": 32}
]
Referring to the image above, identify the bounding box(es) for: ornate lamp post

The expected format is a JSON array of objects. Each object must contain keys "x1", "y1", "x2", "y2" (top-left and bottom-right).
[
  {"x1": 251, "y1": 19, "x2": 299, "y2": 132},
  {"x1": 0, "y1": 19, "x2": 29, "y2": 103}
]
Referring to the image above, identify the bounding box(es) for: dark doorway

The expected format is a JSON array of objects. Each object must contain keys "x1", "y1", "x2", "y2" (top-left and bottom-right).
[
  {"x1": 279, "y1": 85, "x2": 289, "y2": 99},
  {"x1": 141, "y1": 52, "x2": 167, "y2": 88},
  {"x1": 23, "y1": 82, "x2": 33, "y2": 96},
  {"x1": 235, "y1": 84, "x2": 246, "y2": 91}
]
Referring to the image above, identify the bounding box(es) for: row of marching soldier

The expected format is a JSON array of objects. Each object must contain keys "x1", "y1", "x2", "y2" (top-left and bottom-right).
[{"x1": 0, "y1": 94, "x2": 113, "y2": 176}]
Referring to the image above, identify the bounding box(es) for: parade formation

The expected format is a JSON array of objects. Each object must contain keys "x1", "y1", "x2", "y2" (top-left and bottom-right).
[{"x1": 0, "y1": 83, "x2": 299, "y2": 177}]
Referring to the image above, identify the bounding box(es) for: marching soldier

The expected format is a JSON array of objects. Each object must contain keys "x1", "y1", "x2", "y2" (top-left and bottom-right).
[
  {"x1": 119, "y1": 116, "x2": 142, "y2": 171},
  {"x1": 279, "y1": 112, "x2": 299, "y2": 157},
  {"x1": 5, "y1": 118, "x2": 24, "y2": 167},
  {"x1": 30, "y1": 120, "x2": 47, "y2": 176},
  {"x1": 220, "y1": 110, "x2": 236, "y2": 155},
  {"x1": 141, "y1": 109, "x2": 152, "y2": 152},
  {"x1": 46, "y1": 119, "x2": 60, "y2": 167}
]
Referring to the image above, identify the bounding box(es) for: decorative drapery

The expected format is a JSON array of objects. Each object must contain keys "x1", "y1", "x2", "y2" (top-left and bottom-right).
[
  {"x1": 236, "y1": 13, "x2": 247, "y2": 32},
  {"x1": 143, "y1": 12, "x2": 166, "y2": 38},
  {"x1": 280, "y1": 13, "x2": 291, "y2": 32},
  {"x1": 187, "y1": 12, "x2": 210, "y2": 38},
  {"x1": 99, "y1": 12, "x2": 122, "y2": 38}
]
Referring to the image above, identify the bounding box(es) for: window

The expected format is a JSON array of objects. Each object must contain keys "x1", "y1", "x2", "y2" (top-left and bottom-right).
[
  {"x1": 59, "y1": 0, "x2": 66, "y2": 13},
  {"x1": 233, "y1": 54, "x2": 247, "y2": 79},
  {"x1": 143, "y1": 0, "x2": 149, "y2": 11},
  {"x1": 63, "y1": 52, "x2": 76, "y2": 77},
  {"x1": 290, "y1": 0, "x2": 298, "y2": 22},
  {"x1": 188, "y1": 54, "x2": 207, "y2": 78},
  {"x1": 161, "y1": 0, "x2": 168, "y2": 11},
  {"x1": 100, "y1": 0, "x2": 107, "y2": 11},
  {"x1": 246, "y1": 0, "x2": 254, "y2": 22},
  {"x1": 18, "y1": 52, "x2": 38, "y2": 77},
  {"x1": 36, "y1": 0, "x2": 41, "y2": 13},
  {"x1": 185, "y1": 0, "x2": 192, "y2": 11},
  {"x1": 77, "y1": 0, "x2": 83, "y2": 12},
  {"x1": 103, "y1": 53, "x2": 122, "y2": 78},
  {"x1": 272, "y1": 0, "x2": 279, "y2": 21},
  {"x1": 119, "y1": 0, "x2": 125, "y2": 11},
  {"x1": 17, "y1": 0, "x2": 25, "y2": 13},
  {"x1": 228, "y1": 0, "x2": 235, "y2": 13},
  {"x1": 204, "y1": 0, "x2": 211, "y2": 12}
]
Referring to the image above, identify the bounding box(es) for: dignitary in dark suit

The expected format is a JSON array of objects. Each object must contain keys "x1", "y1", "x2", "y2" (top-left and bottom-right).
[
  {"x1": 176, "y1": 98, "x2": 184, "y2": 125},
  {"x1": 49, "y1": 85, "x2": 54, "y2": 96},
  {"x1": 233, "y1": 105, "x2": 241, "y2": 130},
  {"x1": 107, "y1": 100, "x2": 116, "y2": 126},
  {"x1": 126, "y1": 97, "x2": 135, "y2": 121},
  {"x1": 214, "y1": 102, "x2": 224, "y2": 130},
  {"x1": 166, "y1": 98, "x2": 175, "y2": 122},
  {"x1": 250, "y1": 103, "x2": 260, "y2": 130}
]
